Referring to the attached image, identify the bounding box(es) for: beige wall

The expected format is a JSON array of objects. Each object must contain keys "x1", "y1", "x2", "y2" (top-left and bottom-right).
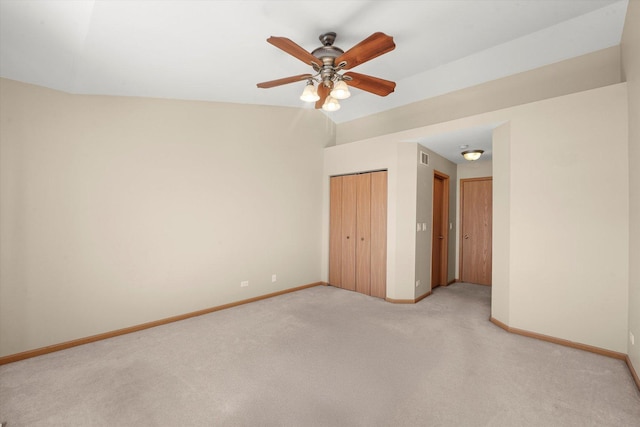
[
  {"x1": 491, "y1": 124, "x2": 511, "y2": 324},
  {"x1": 457, "y1": 159, "x2": 493, "y2": 180},
  {"x1": 622, "y1": 0, "x2": 640, "y2": 371},
  {"x1": 336, "y1": 46, "x2": 622, "y2": 145},
  {"x1": 504, "y1": 85, "x2": 628, "y2": 352},
  {"x1": 0, "y1": 78, "x2": 334, "y2": 357},
  {"x1": 415, "y1": 146, "x2": 457, "y2": 295}
]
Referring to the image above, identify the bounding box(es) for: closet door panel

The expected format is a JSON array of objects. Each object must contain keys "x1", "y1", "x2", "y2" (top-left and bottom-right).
[
  {"x1": 356, "y1": 173, "x2": 371, "y2": 295},
  {"x1": 341, "y1": 175, "x2": 357, "y2": 291},
  {"x1": 329, "y1": 176, "x2": 343, "y2": 287},
  {"x1": 370, "y1": 171, "x2": 387, "y2": 298}
]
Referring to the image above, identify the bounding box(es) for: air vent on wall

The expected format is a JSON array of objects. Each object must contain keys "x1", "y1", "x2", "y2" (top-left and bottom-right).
[{"x1": 420, "y1": 151, "x2": 429, "y2": 166}]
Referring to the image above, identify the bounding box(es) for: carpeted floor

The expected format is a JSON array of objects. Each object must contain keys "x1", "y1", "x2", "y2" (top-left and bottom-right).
[{"x1": 1, "y1": 282, "x2": 639, "y2": 426}]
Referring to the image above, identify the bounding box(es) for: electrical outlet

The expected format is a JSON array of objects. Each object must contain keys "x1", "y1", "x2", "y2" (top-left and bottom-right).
[
  {"x1": 272, "y1": 274, "x2": 277, "y2": 283},
  {"x1": 240, "y1": 281, "x2": 249, "y2": 287},
  {"x1": 631, "y1": 332, "x2": 635, "y2": 346}
]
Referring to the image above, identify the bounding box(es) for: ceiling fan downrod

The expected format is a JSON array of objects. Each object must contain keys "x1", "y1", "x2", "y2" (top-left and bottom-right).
[{"x1": 319, "y1": 32, "x2": 337, "y2": 46}]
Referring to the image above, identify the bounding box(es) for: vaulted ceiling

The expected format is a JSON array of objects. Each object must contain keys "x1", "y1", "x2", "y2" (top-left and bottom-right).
[{"x1": 0, "y1": 0, "x2": 629, "y2": 162}]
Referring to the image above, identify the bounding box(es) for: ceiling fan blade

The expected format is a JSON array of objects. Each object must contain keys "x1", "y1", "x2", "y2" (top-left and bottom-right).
[
  {"x1": 335, "y1": 32, "x2": 395, "y2": 70},
  {"x1": 267, "y1": 36, "x2": 323, "y2": 67},
  {"x1": 257, "y1": 74, "x2": 313, "y2": 89},
  {"x1": 315, "y1": 84, "x2": 329, "y2": 109},
  {"x1": 344, "y1": 72, "x2": 396, "y2": 96}
]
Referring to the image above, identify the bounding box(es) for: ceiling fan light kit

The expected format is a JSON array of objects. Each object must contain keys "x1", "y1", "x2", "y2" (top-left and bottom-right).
[
  {"x1": 330, "y1": 80, "x2": 351, "y2": 100},
  {"x1": 299, "y1": 81, "x2": 320, "y2": 102},
  {"x1": 257, "y1": 32, "x2": 396, "y2": 112},
  {"x1": 322, "y1": 96, "x2": 341, "y2": 112}
]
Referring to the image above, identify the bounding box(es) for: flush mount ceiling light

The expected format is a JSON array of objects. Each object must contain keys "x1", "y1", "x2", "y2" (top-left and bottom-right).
[
  {"x1": 257, "y1": 32, "x2": 397, "y2": 112},
  {"x1": 462, "y1": 150, "x2": 484, "y2": 161}
]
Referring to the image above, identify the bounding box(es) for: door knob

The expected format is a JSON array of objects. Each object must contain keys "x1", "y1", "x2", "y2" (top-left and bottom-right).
[
  {"x1": 464, "y1": 234, "x2": 469, "y2": 239},
  {"x1": 438, "y1": 236, "x2": 444, "y2": 239}
]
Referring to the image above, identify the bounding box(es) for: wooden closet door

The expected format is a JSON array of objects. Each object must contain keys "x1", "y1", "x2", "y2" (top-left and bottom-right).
[
  {"x1": 341, "y1": 175, "x2": 358, "y2": 291},
  {"x1": 355, "y1": 173, "x2": 371, "y2": 295},
  {"x1": 370, "y1": 171, "x2": 387, "y2": 298},
  {"x1": 329, "y1": 171, "x2": 387, "y2": 298},
  {"x1": 329, "y1": 176, "x2": 342, "y2": 287}
]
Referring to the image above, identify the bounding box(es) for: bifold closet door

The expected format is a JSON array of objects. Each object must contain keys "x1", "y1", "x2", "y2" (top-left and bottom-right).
[
  {"x1": 341, "y1": 174, "x2": 358, "y2": 291},
  {"x1": 355, "y1": 173, "x2": 371, "y2": 295},
  {"x1": 370, "y1": 171, "x2": 387, "y2": 298},
  {"x1": 329, "y1": 176, "x2": 343, "y2": 287},
  {"x1": 329, "y1": 171, "x2": 387, "y2": 298}
]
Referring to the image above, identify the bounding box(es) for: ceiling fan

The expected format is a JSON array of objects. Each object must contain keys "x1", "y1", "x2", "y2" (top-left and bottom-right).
[{"x1": 257, "y1": 32, "x2": 396, "y2": 112}]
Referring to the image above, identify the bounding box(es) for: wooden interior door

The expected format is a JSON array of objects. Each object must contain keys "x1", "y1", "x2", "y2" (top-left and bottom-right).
[
  {"x1": 370, "y1": 171, "x2": 387, "y2": 298},
  {"x1": 341, "y1": 175, "x2": 358, "y2": 291},
  {"x1": 460, "y1": 177, "x2": 492, "y2": 286},
  {"x1": 431, "y1": 172, "x2": 449, "y2": 289}
]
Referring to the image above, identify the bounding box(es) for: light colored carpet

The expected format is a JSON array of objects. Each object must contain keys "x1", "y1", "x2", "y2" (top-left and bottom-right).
[{"x1": 1, "y1": 283, "x2": 639, "y2": 426}]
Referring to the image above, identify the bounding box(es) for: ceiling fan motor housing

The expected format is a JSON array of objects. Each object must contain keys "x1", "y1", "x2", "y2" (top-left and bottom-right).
[{"x1": 311, "y1": 33, "x2": 345, "y2": 87}]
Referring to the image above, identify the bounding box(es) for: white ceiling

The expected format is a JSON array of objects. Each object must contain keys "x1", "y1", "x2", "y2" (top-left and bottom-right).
[{"x1": 0, "y1": 0, "x2": 629, "y2": 163}]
